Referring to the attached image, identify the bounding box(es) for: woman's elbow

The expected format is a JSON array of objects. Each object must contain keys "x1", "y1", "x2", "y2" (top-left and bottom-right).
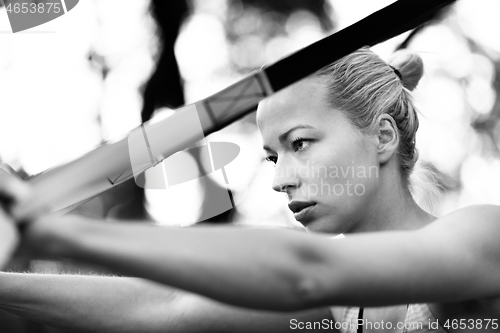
[
  {"x1": 286, "y1": 243, "x2": 335, "y2": 310},
  {"x1": 291, "y1": 275, "x2": 327, "y2": 310}
]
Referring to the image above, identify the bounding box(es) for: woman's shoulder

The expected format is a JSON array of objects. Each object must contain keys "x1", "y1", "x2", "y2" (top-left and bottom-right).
[
  {"x1": 440, "y1": 203, "x2": 500, "y2": 217},
  {"x1": 419, "y1": 204, "x2": 500, "y2": 256},
  {"x1": 418, "y1": 205, "x2": 500, "y2": 295},
  {"x1": 426, "y1": 204, "x2": 500, "y2": 231},
  {"x1": 412, "y1": 204, "x2": 500, "y2": 275}
]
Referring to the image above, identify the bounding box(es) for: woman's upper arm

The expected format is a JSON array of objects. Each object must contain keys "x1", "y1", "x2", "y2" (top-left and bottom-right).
[{"x1": 307, "y1": 205, "x2": 500, "y2": 307}]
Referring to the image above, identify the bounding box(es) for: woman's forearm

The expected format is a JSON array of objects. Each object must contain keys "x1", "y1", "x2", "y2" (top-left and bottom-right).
[
  {"x1": 28, "y1": 216, "x2": 325, "y2": 312},
  {"x1": 0, "y1": 273, "x2": 182, "y2": 332}
]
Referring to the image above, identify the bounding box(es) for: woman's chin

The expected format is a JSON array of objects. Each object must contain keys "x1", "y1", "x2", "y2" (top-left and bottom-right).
[{"x1": 304, "y1": 217, "x2": 341, "y2": 234}]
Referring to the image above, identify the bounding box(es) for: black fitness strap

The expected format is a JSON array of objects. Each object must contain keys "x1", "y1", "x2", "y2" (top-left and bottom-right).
[
  {"x1": 264, "y1": 0, "x2": 456, "y2": 92},
  {"x1": 357, "y1": 307, "x2": 364, "y2": 333}
]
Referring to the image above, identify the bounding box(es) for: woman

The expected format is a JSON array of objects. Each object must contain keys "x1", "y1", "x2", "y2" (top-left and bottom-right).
[{"x1": 1, "y1": 47, "x2": 499, "y2": 333}]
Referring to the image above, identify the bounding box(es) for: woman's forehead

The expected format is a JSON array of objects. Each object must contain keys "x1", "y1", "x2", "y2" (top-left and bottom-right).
[{"x1": 256, "y1": 78, "x2": 330, "y2": 131}]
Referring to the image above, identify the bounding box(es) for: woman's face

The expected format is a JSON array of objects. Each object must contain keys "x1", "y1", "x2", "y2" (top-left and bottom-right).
[{"x1": 257, "y1": 78, "x2": 381, "y2": 234}]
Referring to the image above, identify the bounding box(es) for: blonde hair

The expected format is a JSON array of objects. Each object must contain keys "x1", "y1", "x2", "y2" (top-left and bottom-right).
[{"x1": 315, "y1": 47, "x2": 424, "y2": 184}]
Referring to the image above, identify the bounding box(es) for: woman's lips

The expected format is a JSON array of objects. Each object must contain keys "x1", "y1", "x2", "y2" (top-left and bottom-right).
[{"x1": 293, "y1": 204, "x2": 316, "y2": 223}]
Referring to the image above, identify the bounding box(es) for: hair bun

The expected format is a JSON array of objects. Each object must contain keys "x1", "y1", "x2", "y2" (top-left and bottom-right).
[{"x1": 388, "y1": 50, "x2": 424, "y2": 91}]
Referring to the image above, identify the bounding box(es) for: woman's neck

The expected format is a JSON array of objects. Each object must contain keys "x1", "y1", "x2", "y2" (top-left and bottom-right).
[{"x1": 349, "y1": 171, "x2": 437, "y2": 234}]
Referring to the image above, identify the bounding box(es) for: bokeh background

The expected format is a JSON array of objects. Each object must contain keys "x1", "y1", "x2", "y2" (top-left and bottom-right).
[{"x1": 0, "y1": 0, "x2": 499, "y2": 331}]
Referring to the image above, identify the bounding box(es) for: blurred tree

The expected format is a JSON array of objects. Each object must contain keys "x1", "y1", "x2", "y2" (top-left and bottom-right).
[
  {"x1": 226, "y1": 0, "x2": 334, "y2": 73},
  {"x1": 141, "y1": 0, "x2": 190, "y2": 121},
  {"x1": 231, "y1": 0, "x2": 333, "y2": 31},
  {"x1": 109, "y1": 0, "x2": 191, "y2": 221},
  {"x1": 466, "y1": 38, "x2": 500, "y2": 156},
  {"x1": 395, "y1": 3, "x2": 454, "y2": 51}
]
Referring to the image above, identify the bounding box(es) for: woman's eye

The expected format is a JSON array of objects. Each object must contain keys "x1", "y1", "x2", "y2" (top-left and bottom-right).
[
  {"x1": 291, "y1": 138, "x2": 311, "y2": 152},
  {"x1": 265, "y1": 156, "x2": 277, "y2": 165}
]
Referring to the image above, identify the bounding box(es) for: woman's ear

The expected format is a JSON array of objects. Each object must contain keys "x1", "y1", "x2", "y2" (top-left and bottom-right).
[{"x1": 377, "y1": 114, "x2": 399, "y2": 164}]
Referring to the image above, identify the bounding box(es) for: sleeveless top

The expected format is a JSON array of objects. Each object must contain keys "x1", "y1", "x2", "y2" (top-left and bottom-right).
[{"x1": 336, "y1": 304, "x2": 448, "y2": 333}]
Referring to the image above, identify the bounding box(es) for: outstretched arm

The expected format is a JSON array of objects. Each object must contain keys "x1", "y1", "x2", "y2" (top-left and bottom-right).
[
  {"x1": 24, "y1": 205, "x2": 500, "y2": 311},
  {"x1": 0, "y1": 272, "x2": 333, "y2": 333}
]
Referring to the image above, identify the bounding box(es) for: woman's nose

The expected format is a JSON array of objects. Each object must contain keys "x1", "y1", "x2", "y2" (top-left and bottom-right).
[{"x1": 271, "y1": 161, "x2": 300, "y2": 193}]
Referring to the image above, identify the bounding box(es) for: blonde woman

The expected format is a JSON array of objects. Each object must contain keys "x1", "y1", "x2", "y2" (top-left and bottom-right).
[{"x1": 1, "y1": 48, "x2": 499, "y2": 333}]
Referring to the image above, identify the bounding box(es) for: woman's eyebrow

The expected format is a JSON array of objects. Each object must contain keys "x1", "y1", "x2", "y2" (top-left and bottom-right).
[{"x1": 278, "y1": 125, "x2": 314, "y2": 143}]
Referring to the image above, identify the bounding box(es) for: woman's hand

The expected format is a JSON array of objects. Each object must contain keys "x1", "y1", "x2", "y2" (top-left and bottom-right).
[{"x1": 0, "y1": 164, "x2": 31, "y2": 268}]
